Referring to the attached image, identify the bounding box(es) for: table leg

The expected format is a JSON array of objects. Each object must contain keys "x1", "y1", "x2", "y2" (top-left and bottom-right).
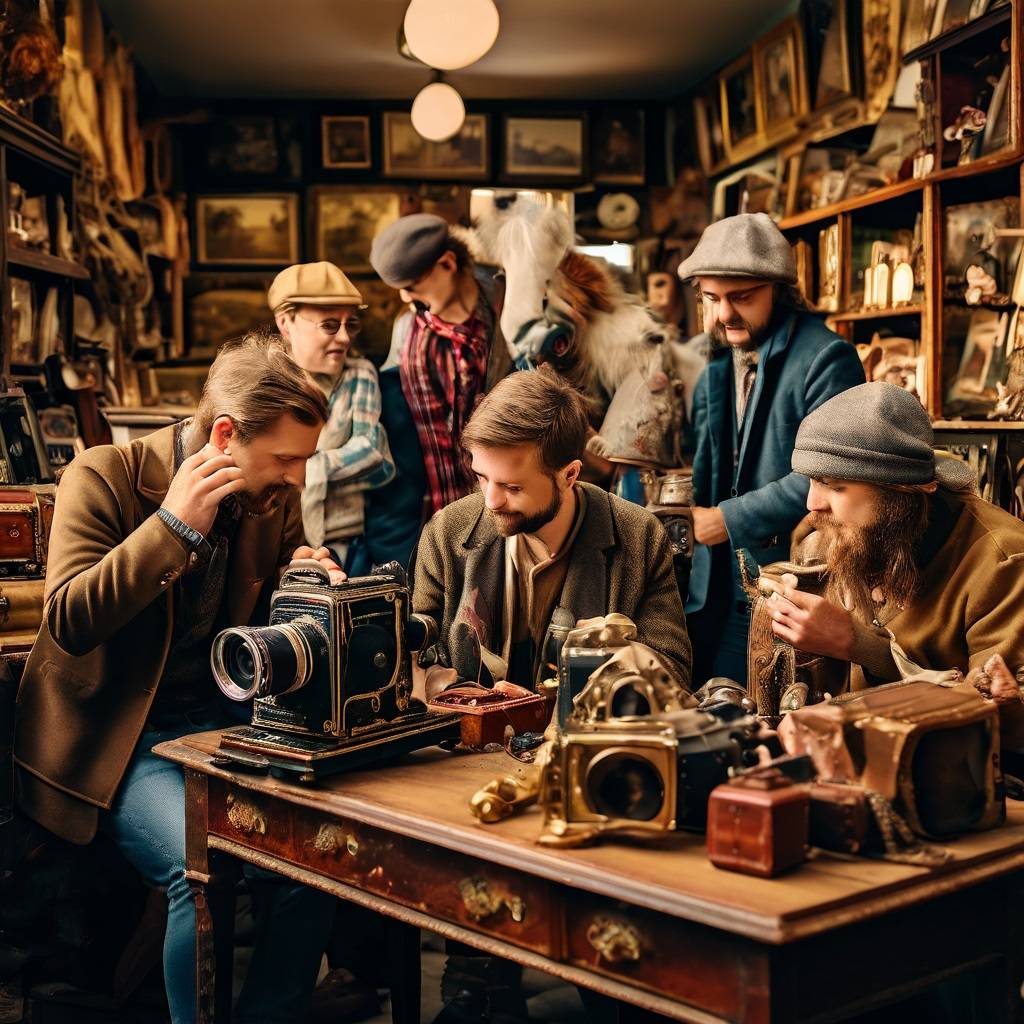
[{"x1": 387, "y1": 919, "x2": 421, "y2": 1024}]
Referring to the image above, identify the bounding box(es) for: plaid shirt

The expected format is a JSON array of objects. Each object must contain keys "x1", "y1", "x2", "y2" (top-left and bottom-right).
[
  {"x1": 301, "y1": 356, "x2": 395, "y2": 548},
  {"x1": 400, "y1": 308, "x2": 490, "y2": 515}
]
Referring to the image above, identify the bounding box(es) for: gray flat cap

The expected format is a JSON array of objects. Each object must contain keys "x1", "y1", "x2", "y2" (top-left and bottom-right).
[
  {"x1": 370, "y1": 213, "x2": 450, "y2": 288},
  {"x1": 792, "y1": 382, "x2": 975, "y2": 490},
  {"x1": 678, "y1": 212, "x2": 797, "y2": 284}
]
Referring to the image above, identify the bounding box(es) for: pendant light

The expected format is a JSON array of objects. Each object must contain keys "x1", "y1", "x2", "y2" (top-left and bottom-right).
[
  {"x1": 403, "y1": 0, "x2": 500, "y2": 71},
  {"x1": 411, "y1": 80, "x2": 466, "y2": 142}
]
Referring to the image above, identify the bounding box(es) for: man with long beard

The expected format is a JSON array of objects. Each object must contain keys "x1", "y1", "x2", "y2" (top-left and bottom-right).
[
  {"x1": 680, "y1": 212, "x2": 865, "y2": 684},
  {"x1": 764, "y1": 382, "x2": 1024, "y2": 687},
  {"x1": 412, "y1": 367, "x2": 691, "y2": 694}
]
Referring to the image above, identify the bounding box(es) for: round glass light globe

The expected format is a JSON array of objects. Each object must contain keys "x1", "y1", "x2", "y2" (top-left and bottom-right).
[
  {"x1": 411, "y1": 81, "x2": 466, "y2": 142},
  {"x1": 403, "y1": 0, "x2": 500, "y2": 71}
]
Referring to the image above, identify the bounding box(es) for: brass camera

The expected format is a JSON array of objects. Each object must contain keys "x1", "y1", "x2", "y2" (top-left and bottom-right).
[{"x1": 212, "y1": 560, "x2": 458, "y2": 778}]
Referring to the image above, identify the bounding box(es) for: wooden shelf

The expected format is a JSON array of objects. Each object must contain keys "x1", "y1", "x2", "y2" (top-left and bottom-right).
[
  {"x1": 7, "y1": 245, "x2": 89, "y2": 281},
  {"x1": 778, "y1": 149, "x2": 1023, "y2": 231},
  {"x1": 932, "y1": 420, "x2": 1024, "y2": 431},
  {"x1": 829, "y1": 305, "x2": 923, "y2": 322},
  {"x1": 902, "y1": 4, "x2": 1012, "y2": 64}
]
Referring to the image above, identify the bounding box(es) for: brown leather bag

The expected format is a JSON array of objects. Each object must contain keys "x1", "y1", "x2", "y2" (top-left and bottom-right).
[{"x1": 779, "y1": 680, "x2": 1005, "y2": 839}]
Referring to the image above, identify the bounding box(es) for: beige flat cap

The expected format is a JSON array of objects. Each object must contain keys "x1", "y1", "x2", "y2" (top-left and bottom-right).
[{"x1": 268, "y1": 261, "x2": 365, "y2": 310}]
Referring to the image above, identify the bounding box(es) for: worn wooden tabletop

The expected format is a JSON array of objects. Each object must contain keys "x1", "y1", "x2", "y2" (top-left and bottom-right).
[{"x1": 157, "y1": 730, "x2": 1024, "y2": 945}]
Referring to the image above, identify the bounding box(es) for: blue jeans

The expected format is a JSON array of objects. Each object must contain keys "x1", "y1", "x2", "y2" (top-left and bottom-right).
[{"x1": 101, "y1": 702, "x2": 336, "y2": 1024}]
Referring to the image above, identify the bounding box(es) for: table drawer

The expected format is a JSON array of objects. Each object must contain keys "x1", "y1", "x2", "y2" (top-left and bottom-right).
[
  {"x1": 564, "y1": 892, "x2": 769, "y2": 1022},
  {"x1": 208, "y1": 780, "x2": 557, "y2": 956}
]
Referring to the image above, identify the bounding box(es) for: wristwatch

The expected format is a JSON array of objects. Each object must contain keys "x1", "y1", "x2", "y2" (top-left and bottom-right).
[{"x1": 157, "y1": 507, "x2": 210, "y2": 556}]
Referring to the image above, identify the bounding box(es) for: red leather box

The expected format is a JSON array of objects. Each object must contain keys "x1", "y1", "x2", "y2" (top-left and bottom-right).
[
  {"x1": 706, "y1": 771, "x2": 809, "y2": 878},
  {"x1": 429, "y1": 682, "x2": 552, "y2": 749}
]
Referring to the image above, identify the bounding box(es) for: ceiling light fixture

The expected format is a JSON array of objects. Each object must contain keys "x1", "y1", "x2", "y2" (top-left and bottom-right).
[
  {"x1": 411, "y1": 79, "x2": 466, "y2": 141},
  {"x1": 403, "y1": 0, "x2": 500, "y2": 71}
]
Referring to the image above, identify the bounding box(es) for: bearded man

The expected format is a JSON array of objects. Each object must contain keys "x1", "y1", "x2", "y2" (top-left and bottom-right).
[
  {"x1": 764, "y1": 382, "x2": 1024, "y2": 688},
  {"x1": 410, "y1": 367, "x2": 690, "y2": 1024},
  {"x1": 680, "y1": 213, "x2": 865, "y2": 685}
]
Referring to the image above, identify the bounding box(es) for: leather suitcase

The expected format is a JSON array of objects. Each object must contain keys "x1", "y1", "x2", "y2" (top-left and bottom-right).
[
  {"x1": 706, "y1": 769, "x2": 809, "y2": 878},
  {"x1": 0, "y1": 486, "x2": 56, "y2": 578},
  {"x1": 780, "y1": 680, "x2": 1005, "y2": 839},
  {"x1": 808, "y1": 781, "x2": 875, "y2": 854}
]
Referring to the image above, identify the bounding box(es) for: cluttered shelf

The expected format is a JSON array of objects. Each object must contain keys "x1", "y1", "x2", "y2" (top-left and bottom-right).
[
  {"x1": 829, "y1": 305, "x2": 923, "y2": 322},
  {"x1": 778, "y1": 149, "x2": 1024, "y2": 231},
  {"x1": 7, "y1": 244, "x2": 89, "y2": 281},
  {"x1": 902, "y1": 2, "x2": 1013, "y2": 64}
]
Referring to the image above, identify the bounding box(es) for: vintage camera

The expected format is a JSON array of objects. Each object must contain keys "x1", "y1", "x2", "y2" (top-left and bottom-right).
[
  {"x1": 540, "y1": 704, "x2": 779, "y2": 845},
  {"x1": 646, "y1": 470, "x2": 693, "y2": 600},
  {"x1": 212, "y1": 560, "x2": 459, "y2": 779}
]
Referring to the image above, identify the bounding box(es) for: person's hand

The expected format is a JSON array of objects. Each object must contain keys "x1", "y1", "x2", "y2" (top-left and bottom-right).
[
  {"x1": 691, "y1": 506, "x2": 729, "y2": 546},
  {"x1": 760, "y1": 572, "x2": 854, "y2": 660},
  {"x1": 161, "y1": 443, "x2": 246, "y2": 537},
  {"x1": 291, "y1": 545, "x2": 347, "y2": 586}
]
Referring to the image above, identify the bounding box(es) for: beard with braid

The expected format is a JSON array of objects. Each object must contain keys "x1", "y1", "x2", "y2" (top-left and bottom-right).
[{"x1": 813, "y1": 488, "x2": 930, "y2": 621}]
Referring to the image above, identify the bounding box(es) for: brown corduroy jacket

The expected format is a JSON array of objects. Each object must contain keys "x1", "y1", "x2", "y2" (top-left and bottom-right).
[
  {"x1": 13, "y1": 425, "x2": 305, "y2": 843},
  {"x1": 412, "y1": 482, "x2": 693, "y2": 689}
]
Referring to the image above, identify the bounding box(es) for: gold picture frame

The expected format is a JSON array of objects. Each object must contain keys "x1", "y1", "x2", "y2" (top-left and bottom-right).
[
  {"x1": 383, "y1": 112, "x2": 489, "y2": 180},
  {"x1": 322, "y1": 115, "x2": 372, "y2": 170},
  {"x1": 195, "y1": 194, "x2": 299, "y2": 266},
  {"x1": 754, "y1": 16, "x2": 808, "y2": 142},
  {"x1": 311, "y1": 187, "x2": 402, "y2": 274},
  {"x1": 719, "y1": 52, "x2": 764, "y2": 162}
]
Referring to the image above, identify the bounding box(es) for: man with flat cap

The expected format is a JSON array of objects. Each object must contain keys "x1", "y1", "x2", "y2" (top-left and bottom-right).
[
  {"x1": 680, "y1": 212, "x2": 864, "y2": 686},
  {"x1": 370, "y1": 214, "x2": 508, "y2": 528},
  {"x1": 270, "y1": 260, "x2": 394, "y2": 574}
]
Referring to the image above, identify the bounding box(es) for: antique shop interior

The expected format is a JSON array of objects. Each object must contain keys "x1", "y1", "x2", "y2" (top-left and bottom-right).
[{"x1": 1, "y1": 0, "x2": 1024, "y2": 1023}]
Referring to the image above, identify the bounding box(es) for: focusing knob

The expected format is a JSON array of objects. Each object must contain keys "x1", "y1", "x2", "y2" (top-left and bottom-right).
[{"x1": 282, "y1": 558, "x2": 331, "y2": 588}]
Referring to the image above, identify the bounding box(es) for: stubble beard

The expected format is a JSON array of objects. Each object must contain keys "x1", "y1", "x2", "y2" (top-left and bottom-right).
[{"x1": 490, "y1": 481, "x2": 563, "y2": 538}]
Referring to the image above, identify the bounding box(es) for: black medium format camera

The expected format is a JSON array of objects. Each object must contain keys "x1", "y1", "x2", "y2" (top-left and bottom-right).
[{"x1": 212, "y1": 560, "x2": 459, "y2": 779}]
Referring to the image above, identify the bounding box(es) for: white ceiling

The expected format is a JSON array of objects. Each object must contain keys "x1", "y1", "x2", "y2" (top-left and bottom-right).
[{"x1": 98, "y1": 0, "x2": 797, "y2": 101}]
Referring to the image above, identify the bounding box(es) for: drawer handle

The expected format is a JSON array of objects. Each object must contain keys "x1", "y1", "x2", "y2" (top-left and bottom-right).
[
  {"x1": 225, "y1": 794, "x2": 266, "y2": 836},
  {"x1": 310, "y1": 824, "x2": 359, "y2": 856},
  {"x1": 459, "y1": 876, "x2": 525, "y2": 924},
  {"x1": 586, "y1": 916, "x2": 641, "y2": 964}
]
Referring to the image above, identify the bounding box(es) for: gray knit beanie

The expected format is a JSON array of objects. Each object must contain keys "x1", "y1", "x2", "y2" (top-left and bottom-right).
[{"x1": 792, "y1": 382, "x2": 976, "y2": 491}]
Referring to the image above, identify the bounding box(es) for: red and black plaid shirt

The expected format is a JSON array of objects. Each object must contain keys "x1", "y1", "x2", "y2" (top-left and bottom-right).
[{"x1": 400, "y1": 307, "x2": 490, "y2": 515}]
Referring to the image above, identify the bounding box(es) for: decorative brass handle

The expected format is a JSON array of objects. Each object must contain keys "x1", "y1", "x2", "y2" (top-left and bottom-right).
[
  {"x1": 586, "y1": 916, "x2": 641, "y2": 964},
  {"x1": 458, "y1": 876, "x2": 525, "y2": 924},
  {"x1": 309, "y1": 824, "x2": 359, "y2": 856},
  {"x1": 225, "y1": 793, "x2": 266, "y2": 836}
]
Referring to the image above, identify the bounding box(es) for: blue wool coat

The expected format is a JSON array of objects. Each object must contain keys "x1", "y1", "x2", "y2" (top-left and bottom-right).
[{"x1": 687, "y1": 311, "x2": 865, "y2": 614}]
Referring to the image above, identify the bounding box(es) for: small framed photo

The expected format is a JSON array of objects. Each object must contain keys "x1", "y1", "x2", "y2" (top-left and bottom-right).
[
  {"x1": 311, "y1": 187, "x2": 402, "y2": 274},
  {"x1": 195, "y1": 194, "x2": 299, "y2": 266},
  {"x1": 720, "y1": 54, "x2": 761, "y2": 155},
  {"x1": 322, "y1": 115, "x2": 372, "y2": 169},
  {"x1": 504, "y1": 116, "x2": 585, "y2": 179},
  {"x1": 383, "y1": 112, "x2": 489, "y2": 180},
  {"x1": 592, "y1": 108, "x2": 645, "y2": 185},
  {"x1": 755, "y1": 17, "x2": 806, "y2": 137},
  {"x1": 812, "y1": 0, "x2": 854, "y2": 108},
  {"x1": 693, "y1": 85, "x2": 727, "y2": 174}
]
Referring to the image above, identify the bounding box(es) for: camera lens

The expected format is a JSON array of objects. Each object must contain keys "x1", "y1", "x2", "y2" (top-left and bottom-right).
[
  {"x1": 609, "y1": 681, "x2": 651, "y2": 718},
  {"x1": 211, "y1": 618, "x2": 328, "y2": 701},
  {"x1": 586, "y1": 752, "x2": 664, "y2": 821}
]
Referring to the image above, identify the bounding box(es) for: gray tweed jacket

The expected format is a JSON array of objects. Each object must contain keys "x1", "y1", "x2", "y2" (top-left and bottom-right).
[{"x1": 411, "y1": 482, "x2": 692, "y2": 688}]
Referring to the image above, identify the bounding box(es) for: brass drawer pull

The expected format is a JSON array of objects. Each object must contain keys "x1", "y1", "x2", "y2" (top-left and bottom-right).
[
  {"x1": 225, "y1": 793, "x2": 266, "y2": 836},
  {"x1": 459, "y1": 876, "x2": 525, "y2": 923},
  {"x1": 309, "y1": 824, "x2": 359, "y2": 856},
  {"x1": 586, "y1": 916, "x2": 641, "y2": 964}
]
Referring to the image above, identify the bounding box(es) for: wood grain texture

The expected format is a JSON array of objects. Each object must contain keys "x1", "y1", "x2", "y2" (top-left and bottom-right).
[{"x1": 156, "y1": 733, "x2": 1024, "y2": 945}]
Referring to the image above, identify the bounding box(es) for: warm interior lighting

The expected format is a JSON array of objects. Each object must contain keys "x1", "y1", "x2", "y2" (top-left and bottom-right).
[
  {"x1": 403, "y1": 0, "x2": 500, "y2": 71},
  {"x1": 411, "y1": 81, "x2": 466, "y2": 141}
]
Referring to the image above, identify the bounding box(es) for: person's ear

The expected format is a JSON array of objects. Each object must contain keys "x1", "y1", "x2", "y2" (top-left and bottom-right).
[
  {"x1": 563, "y1": 459, "x2": 583, "y2": 490},
  {"x1": 210, "y1": 415, "x2": 234, "y2": 453},
  {"x1": 275, "y1": 310, "x2": 293, "y2": 341},
  {"x1": 439, "y1": 250, "x2": 457, "y2": 274}
]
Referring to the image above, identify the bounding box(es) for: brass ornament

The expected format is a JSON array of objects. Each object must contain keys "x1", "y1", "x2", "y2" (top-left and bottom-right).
[
  {"x1": 225, "y1": 793, "x2": 266, "y2": 836},
  {"x1": 586, "y1": 916, "x2": 642, "y2": 964},
  {"x1": 458, "y1": 877, "x2": 525, "y2": 923}
]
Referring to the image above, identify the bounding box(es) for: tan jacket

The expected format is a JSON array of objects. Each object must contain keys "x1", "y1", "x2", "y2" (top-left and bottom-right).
[
  {"x1": 13, "y1": 426, "x2": 304, "y2": 843},
  {"x1": 850, "y1": 491, "x2": 1024, "y2": 686},
  {"x1": 412, "y1": 482, "x2": 692, "y2": 688}
]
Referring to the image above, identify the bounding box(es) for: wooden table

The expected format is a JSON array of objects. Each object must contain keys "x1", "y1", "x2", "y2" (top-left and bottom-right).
[{"x1": 155, "y1": 731, "x2": 1024, "y2": 1024}]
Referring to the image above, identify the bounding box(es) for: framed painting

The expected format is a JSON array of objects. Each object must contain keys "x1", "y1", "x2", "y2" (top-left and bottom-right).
[
  {"x1": 322, "y1": 115, "x2": 372, "y2": 169},
  {"x1": 195, "y1": 194, "x2": 299, "y2": 266},
  {"x1": 754, "y1": 17, "x2": 807, "y2": 138},
  {"x1": 312, "y1": 187, "x2": 401, "y2": 274},
  {"x1": 719, "y1": 53, "x2": 761, "y2": 156},
  {"x1": 504, "y1": 116, "x2": 586, "y2": 178},
  {"x1": 383, "y1": 112, "x2": 489, "y2": 180},
  {"x1": 592, "y1": 108, "x2": 645, "y2": 185}
]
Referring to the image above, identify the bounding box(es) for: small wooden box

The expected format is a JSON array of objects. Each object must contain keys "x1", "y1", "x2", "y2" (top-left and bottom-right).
[
  {"x1": 429, "y1": 683, "x2": 552, "y2": 749},
  {"x1": 706, "y1": 771, "x2": 809, "y2": 878},
  {"x1": 809, "y1": 781, "x2": 875, "y2": 854},
  {"x1": 0, "y1": 486, "x2": 55, "y2": 578}
]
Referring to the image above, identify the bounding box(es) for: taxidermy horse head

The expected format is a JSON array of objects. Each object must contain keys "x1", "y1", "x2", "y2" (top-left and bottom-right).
[{"x1": 470, "y1": 192, "x2": 703, "y2": 465}]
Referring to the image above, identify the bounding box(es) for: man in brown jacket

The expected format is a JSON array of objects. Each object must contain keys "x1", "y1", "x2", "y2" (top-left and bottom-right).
[
  {"x1": 14, "y1": 332, "x2": 341, "y2": 1024},
  {"x1": 761, "y1": 382, "x2": 1024, "y2": 687},
  {"x1": 412, "y1": 369, "x2": 691, "y2": 1024}
]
